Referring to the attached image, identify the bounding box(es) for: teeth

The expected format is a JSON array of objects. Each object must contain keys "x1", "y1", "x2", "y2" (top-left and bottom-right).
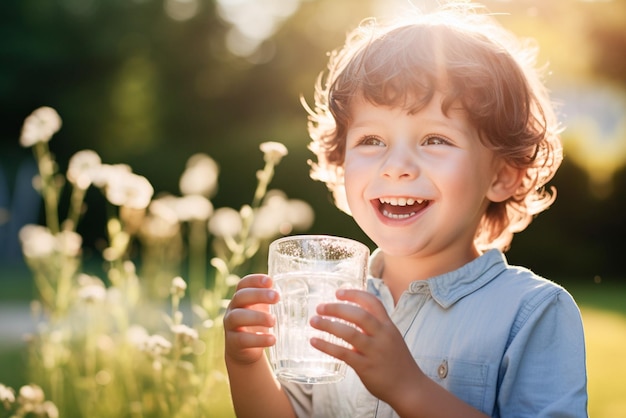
[
  {"x1": 379, "y1": 197, "x2": 424, "y2": 206},
  {"x1": 382, "y1": 210, "x2": 416, "y2": 219}
]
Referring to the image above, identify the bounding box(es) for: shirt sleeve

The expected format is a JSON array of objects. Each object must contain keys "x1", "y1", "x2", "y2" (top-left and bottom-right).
[
  {"x1": 497, "y1": 287, "x2": 588, "y2": 417},
  {"x1": 281, "y1": 381, "x2": 313, "y2": 418}
]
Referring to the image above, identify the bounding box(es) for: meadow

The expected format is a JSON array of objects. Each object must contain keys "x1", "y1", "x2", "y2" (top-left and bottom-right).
[{"x1": 568, "y1": 279, "x2": 626, "y2": 417}]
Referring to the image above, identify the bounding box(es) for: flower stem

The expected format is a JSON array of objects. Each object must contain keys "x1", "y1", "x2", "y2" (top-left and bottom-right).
[
  {"x1": 188, "y1": 219, "x2": 207, "y2": 305},
  {"x1": 33, "y1": 141, "x2": 60, "y2": 234}
]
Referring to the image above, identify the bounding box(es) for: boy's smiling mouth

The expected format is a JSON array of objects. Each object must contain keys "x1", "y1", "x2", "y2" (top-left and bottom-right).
[{"x1": 375, "y1": 197, "x2": 430, "y2": 220}]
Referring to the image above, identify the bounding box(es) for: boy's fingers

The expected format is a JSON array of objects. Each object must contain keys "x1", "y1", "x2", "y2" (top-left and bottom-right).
[
  {"x1": 229, "y1": 287, "x2": 279, "y2": 309},
  {"x1": 310, "y1": 336, "x2": 355, "y2": 363},
  {"x1": 310, "y1": 314, "x2": 367, "y2": 350},
  {"x1": 236, "y1": 274, "x2": 273, "y2": 291},
  {"x1": 336, "y1": 289, "x2": 386, "y2": 316},
  {"x1": 226, "y1": 327, "x2": 276, "y2": 353},
  {"x1": 230, "y1": 274, "x2": 278, "y2": 308},
  {"x1": 224, "y1": 307, "x2": 275, "y2": 331},
  {"x1": 316, "y1": 294, "x2": 387, "y2": 335}
]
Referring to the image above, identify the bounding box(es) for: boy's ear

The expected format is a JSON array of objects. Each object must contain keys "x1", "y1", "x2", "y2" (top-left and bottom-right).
[{"x1": 487, "y1": 162, "x2": 525, "y2": 203}]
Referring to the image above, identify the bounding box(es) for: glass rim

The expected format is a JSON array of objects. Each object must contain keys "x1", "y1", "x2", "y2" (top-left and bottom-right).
[{"x1": 269, "y1": 234, "x2": 370, "y2": 254}]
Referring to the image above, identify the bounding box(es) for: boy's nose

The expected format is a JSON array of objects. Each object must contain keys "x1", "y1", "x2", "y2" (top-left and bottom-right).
[{"x1": 381, "y1": 144, "x2": 419, "y2": 180}]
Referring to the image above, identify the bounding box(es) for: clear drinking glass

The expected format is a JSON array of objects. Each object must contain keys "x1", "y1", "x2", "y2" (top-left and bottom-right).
[{"x1": 268, "y1": 235, "x2": 370, "y2": 384}]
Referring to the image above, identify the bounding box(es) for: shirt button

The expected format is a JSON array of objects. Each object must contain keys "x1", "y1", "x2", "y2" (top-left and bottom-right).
[{"x1": 438, "y1": 359, "x2": 448, "y2": 379}]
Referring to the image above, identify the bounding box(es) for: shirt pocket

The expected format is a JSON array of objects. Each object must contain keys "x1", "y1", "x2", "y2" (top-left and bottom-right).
[{"x1": 416, "y1": 356, "x2": 490, "y2": 413}]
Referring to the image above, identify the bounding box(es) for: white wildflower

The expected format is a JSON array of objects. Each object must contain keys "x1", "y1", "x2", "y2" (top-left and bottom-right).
[
  {"x1": 140, "y1": 215, "x2": 180, "y2": 240},
  {"x1": 260, "y1": 141, "x2": 288, "y2": 165},
  {"x1": 90, "y1": 163, "x2": 132, "y2": 188},
  {"x1": 285, "y1": 199, "x2": 315, "y2": 231},
  {"x1": 55, "y1": 230, "x2": 82, "y2": 257},
  {"x1": 143, "y1": 334, "x2": 172, "y2": 357},
  {"x1": 251, "y1": 205, "x2": 283, "y2": 239},
  {"x1": 174, "y1": 195, "x2": 213, "y2": 222},
  {"x1": 19, "y1": 106, "x2": 62, "y2": 147},
  {"x1": 251, "y1": 190, "x2": 290, "y2": 239},
  {"x1": 170, "y1": 276, "x2": 187, "y2": 298},
  {"x1": 208, "y1": 207, "x2": 242, "y2": 238},
  {"x1": 126, "y1": 325, "x2": 149, "y2": 349},
  {"x1": 42, "y1": 401, "x2": 59, "y2": 418},
  {"x1": 0, "y1": 383, "x2": 15, "y2": 409},
  {"x1": 67, "y1": 150, "x2": 101, "y2": 190},
  {"x1": 105, "y1": 171, "x2": 154, "y2": 210},
  {"x1": 140, "y1": 202, "x2": 180, "y2": 240},
  {"x1": 78, "y1": 283, "x2": 106, "y2": 304},
  {"x1": 17, "y1": 384, "x2": 45, "y2": 406},
  {"x1": 171, "y1": 323, "x2": 199, "y2": 346},
  {"x1": 251, "y1": 191, "x2": 314, "y2": 238},
  {"x1": 179, "y1": 153, "x2": 219, "y2": 197},
  {"x1": 19, "y1": 224, "x2": 56, "y2": 259},
  {"x1": 148, "y1": 196, "x2": 179, "y2": 224},
  {"x1": 77, "y1": 272, "x2": 104, "y2": 286},
  {"x1": 19, "y1": 226, "x2": 82, "y2": 258}
]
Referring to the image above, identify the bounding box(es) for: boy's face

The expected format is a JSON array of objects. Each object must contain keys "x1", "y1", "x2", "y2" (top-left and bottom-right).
[{"x1": 343, "y1": 93, "x2": 502, "y2": 263}]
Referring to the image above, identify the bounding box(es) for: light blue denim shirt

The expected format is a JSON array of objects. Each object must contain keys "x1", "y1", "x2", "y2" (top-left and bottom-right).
[{"x1": 282, "y1": 249, "x2": 588, "y2": 417}]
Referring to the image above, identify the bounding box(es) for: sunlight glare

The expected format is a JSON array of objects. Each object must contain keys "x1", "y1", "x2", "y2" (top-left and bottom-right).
[{"x1": 216, "y1": 0, "x2": 302, "y2": 59}]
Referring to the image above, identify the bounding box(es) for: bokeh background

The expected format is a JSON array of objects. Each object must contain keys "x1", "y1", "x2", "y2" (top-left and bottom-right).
[
  {"x1": 0, "y1": 0, "x2": 626, "y2": 281},
  {"x1": 1, "y1": 0, "x2": 625, "y2": 280},
  {"x1": 0, "y1": 0, "x2": 624, "y2": 415}
]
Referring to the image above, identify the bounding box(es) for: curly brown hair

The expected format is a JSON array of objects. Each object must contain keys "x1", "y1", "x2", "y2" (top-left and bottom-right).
[{"x1": 304, "y1": 4, "x2": 562, "y2": 251}]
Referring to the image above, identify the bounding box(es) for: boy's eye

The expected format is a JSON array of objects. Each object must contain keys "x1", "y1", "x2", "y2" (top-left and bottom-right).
[
  {"x1": 359, "y1": 135, "x2": 385, "y2": 146},
  {"x1": 423, "y1": 135, "x2": 449, "y2": 146}
]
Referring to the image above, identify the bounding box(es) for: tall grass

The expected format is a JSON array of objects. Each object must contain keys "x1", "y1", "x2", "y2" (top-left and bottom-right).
[{"x1": 0, "y1": 107, "x2": 313, "y2": 417}]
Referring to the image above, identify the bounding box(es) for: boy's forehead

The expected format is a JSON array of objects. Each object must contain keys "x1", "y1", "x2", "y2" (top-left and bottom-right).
[{"x1": 348, "y1": 92, "x2": 471, "y2": 126}]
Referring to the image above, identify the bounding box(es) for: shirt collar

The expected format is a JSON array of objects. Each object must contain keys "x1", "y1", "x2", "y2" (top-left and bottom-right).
[{"x1": 368, "y1": 248, "x2": 507, "y2": 309}]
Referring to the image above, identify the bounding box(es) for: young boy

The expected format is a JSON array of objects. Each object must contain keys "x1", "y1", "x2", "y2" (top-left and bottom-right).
[{"x1": 223, "y1": 3, "x2": 588, "y2": 417}]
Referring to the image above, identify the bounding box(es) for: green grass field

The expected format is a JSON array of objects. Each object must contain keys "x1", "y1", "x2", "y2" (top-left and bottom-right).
[
  {"x1": 1, "y1": 272, "x2": 624, "y2": 417},
  {"x1": 582, "y1": 306, "x2": 626, "y2": 417}
]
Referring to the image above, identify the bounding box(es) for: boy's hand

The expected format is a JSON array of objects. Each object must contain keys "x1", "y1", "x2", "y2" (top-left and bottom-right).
[
  {"x1": 310, "y1": 289, "x2": 423, "y2": 404},
  {"x1": 223, "y1": 274, "x2": 279, "y2": 366}
]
